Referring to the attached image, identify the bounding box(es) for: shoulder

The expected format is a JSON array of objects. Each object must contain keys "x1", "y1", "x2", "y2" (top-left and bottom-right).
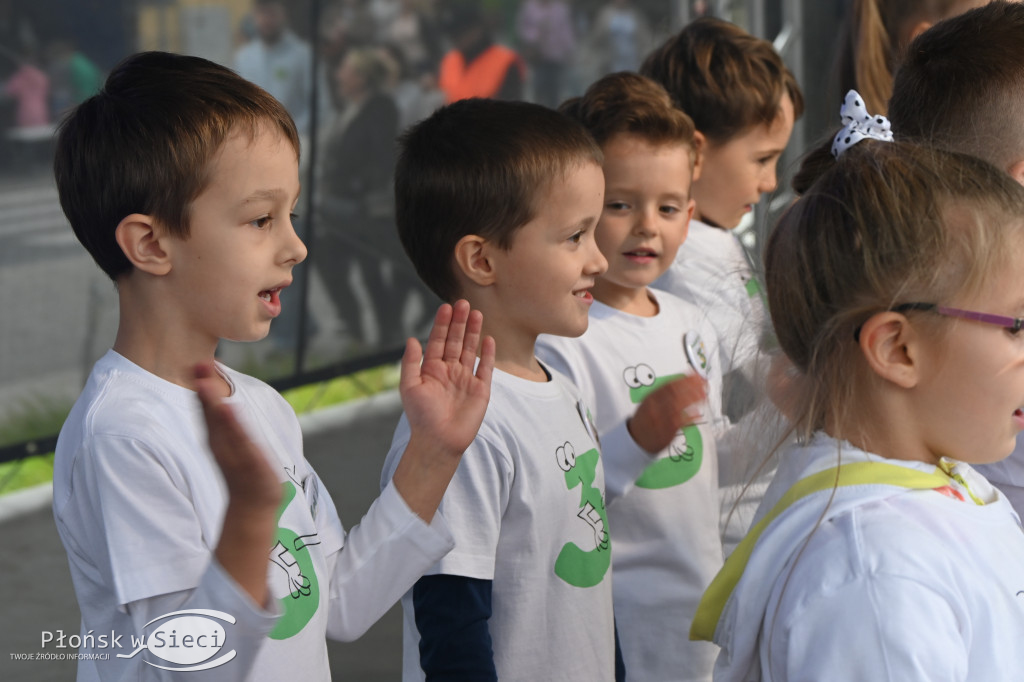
[
  {"x1": 220, "y1": 364, "x2": 301, "y2": 435},
  {"x1": 68, "y1": 354, "x2": 197, "y2": 443}
]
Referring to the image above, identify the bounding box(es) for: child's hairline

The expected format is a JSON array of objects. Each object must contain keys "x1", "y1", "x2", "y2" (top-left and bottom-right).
[
  {"x1": 598, "y1": 130, "x2": 698, "y2": 192},
  {"x1": 699, "y1": 92, "x2": 795, "y2": 148}
]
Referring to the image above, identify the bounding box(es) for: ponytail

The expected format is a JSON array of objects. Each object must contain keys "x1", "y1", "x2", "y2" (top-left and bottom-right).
[{"x1": 851, "y1": 0, "x2": 893, "y2": 114}]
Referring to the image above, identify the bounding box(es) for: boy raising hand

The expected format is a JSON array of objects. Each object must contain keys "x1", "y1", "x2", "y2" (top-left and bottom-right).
[{"x1": 52, "y1": 51, "x2": 493, "y2": 681}]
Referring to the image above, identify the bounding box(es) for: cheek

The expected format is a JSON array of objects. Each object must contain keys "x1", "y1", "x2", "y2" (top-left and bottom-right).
[{"x1": 595, "y1": 224, "x2": 625, "y2": 255}]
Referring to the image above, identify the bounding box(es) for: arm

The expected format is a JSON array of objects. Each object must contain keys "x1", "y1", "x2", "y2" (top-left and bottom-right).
[
  {"x1": 769, "y1": 574, "x2": 968, "y2": 682},
  {"x1": 320, "y1": 300, "x2": 494, "y2": 640},
  {"x1": 194, "y1": 363, "x2": 282, "y2": 608},
  {"x1": 391, "y1": 299, "x2": 495, "y2": 522},
  {"x1": 627, "y1": 374, "x2": 707, "y2": 454},
  {"x1": 414, "y1": 574, "x2": 497, "y2": 681},
  {"x1": 119, "y1": 562, "x2": 278, "y2": 682}
]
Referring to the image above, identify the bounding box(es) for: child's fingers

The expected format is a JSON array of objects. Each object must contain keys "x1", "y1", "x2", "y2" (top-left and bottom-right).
[
  {"x1": 475, "y1": 335, "x2": 496, "y2": 386},
  {"x1": 421, "y1": 302, "x2": 454, "y2": 363},
  {"x1": 399, "y1": 337, "x2": 425, "y2": 393},
  {"x1": 194, "y1": 363, "x2": 251, "y2": 466},
  {"x1": 460, "y1": 309, "x2": 484, "y2": 368},
  {"x1": 443, "y1": 299, "x2": 471, "y2": 363}
]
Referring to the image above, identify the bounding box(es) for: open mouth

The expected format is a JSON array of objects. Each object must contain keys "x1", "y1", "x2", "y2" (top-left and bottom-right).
[
  {"x1": 573, "y1": 287, "x2": 593, "y2": 302},
  {"x1": 258, "y1": 287, "x2": 281, "y2": 302}
]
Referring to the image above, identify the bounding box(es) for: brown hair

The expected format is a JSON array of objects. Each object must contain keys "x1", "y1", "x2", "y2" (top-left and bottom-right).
[
  {"x1": 639, "y1": 16, "x2": 804, "y2": 145},
  {"x1": 889, "y1": 1, "x2": 1024, "y2": 172},
  {"x1": 768, "y1": 138, "x2": 1024, "y2": 442},
  {"x1": 394, "y1": 98, "x2": 603, "y2": 303},
  {"x1": 560, "y1": 71, "x2": 698, "y2": 165},
  {"x1": 54, "y1": 51, "x2": 300, "y2": 281},
  {"x1": 834, "y1": 0, "x2": 974, "y2": 114}
]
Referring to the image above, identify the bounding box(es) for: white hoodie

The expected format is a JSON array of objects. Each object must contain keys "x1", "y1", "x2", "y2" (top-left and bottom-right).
[{"x1": 692, "y1": 433, "x2": 1024, "y2": 682}]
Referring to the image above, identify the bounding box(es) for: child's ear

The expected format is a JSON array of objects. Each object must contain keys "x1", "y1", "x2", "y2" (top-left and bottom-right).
[
  {"x1": 690, "y1": 131, "x2": 706, "y2": 183},
  {"x1": 683, "y1": 197, "x2": 696, "y2": 232},
  {"x1": 858, "y1": 311, "x2": 919, "y2": 389},
  {"x1": 115, "y1": 214, "x2": 172, "y2": 276},
  {"x1": 907, "y1": 20, "x2": 934, "y2": 44},
  {"x1": 1007, "y1": 158, "x2": 1024, "y2": 188},
  {"x1": 453, "y1": 234, "x2": 496, "y2": 287}
]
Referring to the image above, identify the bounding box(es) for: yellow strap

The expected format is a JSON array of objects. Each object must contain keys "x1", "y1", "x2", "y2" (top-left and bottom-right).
[{"x1": 690, "y1": 461, "x2": 950, "y2": 642}]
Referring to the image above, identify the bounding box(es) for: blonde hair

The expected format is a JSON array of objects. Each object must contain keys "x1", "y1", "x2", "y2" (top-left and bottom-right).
[
  {"x1": 836, "y1": 0, "x2": 975, "y2": 114},
  {"x1": 768, "y1": 139, "x2": 1024, "y2": 442}
]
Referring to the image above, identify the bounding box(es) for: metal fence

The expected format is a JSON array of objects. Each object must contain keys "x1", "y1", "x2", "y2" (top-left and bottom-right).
[{"x1": 0, "y1": 0, "x2": 844, "y2": 465}]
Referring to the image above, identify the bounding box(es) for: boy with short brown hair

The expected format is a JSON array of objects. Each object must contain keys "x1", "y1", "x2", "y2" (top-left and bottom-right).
[{"x1": 53, "y1": 50, "x2": 493, "y2": 681}]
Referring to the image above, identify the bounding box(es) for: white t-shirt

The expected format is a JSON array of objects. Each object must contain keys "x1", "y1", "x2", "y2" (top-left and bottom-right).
[
  {"x1": 708, "y1": 434, "x2": 1024, "y2": 682},
  {"x1": 537, "y1": 290, "x2": 725, "y2": 682},
  {"x1": 381, "y1": 366, "x2": 617, "y2": 682},
  {"x1": 53, "y1": 350, "x2": 454, "y2": 681},
  {"x1": 653, "y1": 218, "x2": 767, "y2": 379},
  {"x1": 653, "y1": 219, "x2": 776, "y2": 553}
]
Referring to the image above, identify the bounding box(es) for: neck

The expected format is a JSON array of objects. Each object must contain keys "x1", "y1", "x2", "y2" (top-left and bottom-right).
[
  {"x1": 830, "y1": 385, "x2": 939, "y2": 466},
  {"x1": 476, "y1": 312, "x2": 548, "y2": 382},
  {"x1": 113, "y1": 281, "x2": 228, "y2": 397}
]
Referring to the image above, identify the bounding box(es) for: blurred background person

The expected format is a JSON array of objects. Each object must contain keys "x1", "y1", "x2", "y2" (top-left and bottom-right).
[
  {"x1": 515, "y1": 0, "x2": 576, "y2": 107},
  {"x1": 438, "y1": 5, "x2": 525, "y2": 102},
  {"x1": 315, "y1": 47, "x2": 418, "y2": 350},
  {"x1": 581, "y1": 0, "x2": 653, "y2": 81},
  {"x1": 234, "y1": 0, "x2": 323, "y2": 139}
]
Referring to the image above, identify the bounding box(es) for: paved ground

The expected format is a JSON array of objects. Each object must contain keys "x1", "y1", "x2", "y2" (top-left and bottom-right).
[{"x1": 0, "y1": 392, "x2": 408, "y2": 681}]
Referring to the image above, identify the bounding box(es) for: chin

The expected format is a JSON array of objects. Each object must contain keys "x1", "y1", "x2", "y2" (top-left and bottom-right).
[{"x1": 557, "y1": 318, "x2": 590, "y2": 339}]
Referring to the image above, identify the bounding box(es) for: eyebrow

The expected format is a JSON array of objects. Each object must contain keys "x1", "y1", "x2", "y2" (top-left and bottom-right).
[
  {"x1": 573, "y1": 215, "x2": 598, "y2": 231},
  {"x1": 242, "y1": 186, "x2": 302, "y2": 205}
]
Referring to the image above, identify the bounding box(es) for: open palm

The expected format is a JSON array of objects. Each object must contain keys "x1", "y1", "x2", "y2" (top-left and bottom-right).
[{"x1": 400, "y1": 300, "x2": 495, "y2": 453}]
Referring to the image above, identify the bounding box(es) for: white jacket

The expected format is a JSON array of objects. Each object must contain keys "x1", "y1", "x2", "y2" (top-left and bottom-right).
[{"x1": 693, "y1": 433, "x2": 1024, "y2": 681}]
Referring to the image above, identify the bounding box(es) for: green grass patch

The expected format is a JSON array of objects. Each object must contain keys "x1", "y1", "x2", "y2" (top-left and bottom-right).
[
  {"x1": 281, "y1": 362, "x2": 401, "y2": 414},
  {"x1": 0, "y1": 453, "x2": 55, "y2": 495}
]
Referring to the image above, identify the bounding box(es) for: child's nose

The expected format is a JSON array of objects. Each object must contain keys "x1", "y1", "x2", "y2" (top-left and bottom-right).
[
  {"x1": 280, "y1": 217, "x2": 308, "y2": 265},
  {"x1": 759, "y1": 166, "x2": 778, "y2": 194},
  {"x1": 633, "y1": 207, "x2": 657, "y2": 236},
  {"x1": 587, "y1": 238, "x2": 608, "y2": 276}
]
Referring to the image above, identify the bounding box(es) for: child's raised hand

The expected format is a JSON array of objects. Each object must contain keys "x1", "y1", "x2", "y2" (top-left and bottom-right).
[
  {"x1": 194, "y1": 362, "x2": 281, "y2": 512},
  {"x1": 627, "y1": 373, "x2": 707, "y2": 454},
  {"x1": 400, "y1": 300, "x2": 495, "y2": 452},
  {"x1": 392, "y1": 300, "x2": 495, "y2": 521},
  {"x1": 194, "y1": 362, "x2": 281, "y2": 605}
]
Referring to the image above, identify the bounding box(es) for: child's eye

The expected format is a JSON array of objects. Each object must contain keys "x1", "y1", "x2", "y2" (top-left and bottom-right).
[
  {"x1": 250, "y1": 215, "x2": 272, "y2": 229},
  {"x1": 1005, "y1": 325, "x2": 1024, "y2": 338},
  {"x1": 660, "y1": 205, "x2": 680, "y2": 215},
  {"x1": 606, "y1": 201, "x2": 629, "y2": 211},
  {"x1": 568, "y1": 230, "x2": 584, "y2": 244}
]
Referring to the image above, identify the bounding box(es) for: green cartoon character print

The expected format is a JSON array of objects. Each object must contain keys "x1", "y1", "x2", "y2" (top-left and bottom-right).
[
  {"x1": 554, "y1": 440, "x2": 611, "y2": 588},
  {"x1": 267, "y1": 472, "x2": 322, "y2": 640},
  {"x1": 742, "y1": 271, "x2": 766, "y2": 303},
  {"x1": 624, "y1": 363, "x2": 704, "y2": 489}
]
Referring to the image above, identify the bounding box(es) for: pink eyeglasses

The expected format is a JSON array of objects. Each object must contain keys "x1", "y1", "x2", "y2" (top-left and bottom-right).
[{"x1": 855, "y1": 302, "x2": 1024, "y2": 341}]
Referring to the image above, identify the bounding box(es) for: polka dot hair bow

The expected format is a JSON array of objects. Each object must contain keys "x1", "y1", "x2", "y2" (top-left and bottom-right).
[{"x1": 831, "y1": 90, "x2": 894, "y2": 159}]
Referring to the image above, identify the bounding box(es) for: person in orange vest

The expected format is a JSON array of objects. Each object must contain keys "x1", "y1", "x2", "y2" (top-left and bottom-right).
[{"x1": 438, "y1": 6, "x2": 525, "y2": 103}]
